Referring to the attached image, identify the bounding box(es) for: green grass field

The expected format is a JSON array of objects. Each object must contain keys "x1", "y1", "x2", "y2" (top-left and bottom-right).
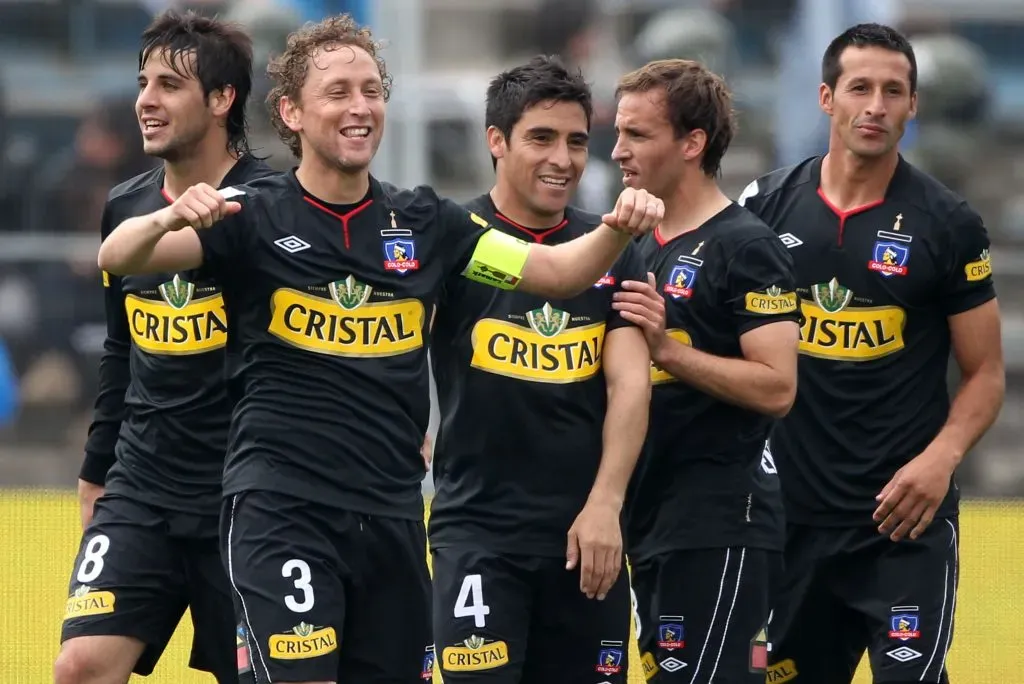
[{"x1": 3, "y1": 491, "x2": 1022, "y2": 683}]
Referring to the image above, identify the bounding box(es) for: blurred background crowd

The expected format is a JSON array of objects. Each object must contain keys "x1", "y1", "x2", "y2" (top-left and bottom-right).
[{"x1": 0, "y1": 0, "x2": 1021, "y2": 498}]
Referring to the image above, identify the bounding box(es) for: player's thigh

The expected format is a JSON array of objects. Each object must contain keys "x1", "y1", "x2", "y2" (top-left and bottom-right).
[
  {"x1": 336, "y1": 515, "x2": 434, "y2": 684},
  {"x1": 183, "y1": 537, "x2": 239, "y2": 683},
  {"x1": 769, "y1": 538, "x2": 865, "y2": 684},
  {"x1": 223, "y1": 491, "x2": 345, "y2": 684},
  {"x1": 522, "y1": 557, "x2": 632, "y2": 684},
  {"x1": 632, "y1": 548, "x2": 778, "y2": 684},
  {"x1": 430, "y1": 546, "x2": 532, "y2": 684},
  {"x1": 857, "y1": 517, "x2": 959, "y2": 684},
  {"x1": 60, "y1": 494, "x2": 188, "y2": 676}
]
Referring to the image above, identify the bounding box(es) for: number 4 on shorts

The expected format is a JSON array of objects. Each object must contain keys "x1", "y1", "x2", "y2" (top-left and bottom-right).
[{"x1": 454, "y1": 574, "x2": 490, "y2": 628}]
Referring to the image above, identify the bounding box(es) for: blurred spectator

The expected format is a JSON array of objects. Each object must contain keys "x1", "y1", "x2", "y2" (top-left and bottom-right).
[
  {"x1": 535, "y1": 0, "x2": 623, "y2": 214},
  {"x1": 15, "y1": 99, "x2": 152, "y2": 426},
  {"x1": 0, "y1": 336, "x2": 18, "y2": 428}
]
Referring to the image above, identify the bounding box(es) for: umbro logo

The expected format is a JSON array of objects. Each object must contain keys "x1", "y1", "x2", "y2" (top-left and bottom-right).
[
  {"x1": 659, "y1": 657, "x2": 687, "y2": 672},
  {"x1": 778, "y1": 233, "x2": 803, "y2": 249},
  {"x1": 885, "y1": 646, "x2": 922, "y2": 663},
  {"x1": 274, "y1": 236, "x2": 310, "y2": 253}
]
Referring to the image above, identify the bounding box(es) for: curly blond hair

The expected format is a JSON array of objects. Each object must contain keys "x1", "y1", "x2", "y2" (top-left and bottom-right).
[{"x1": 266, "y1": 14, "x2": 392, "y2": 158}]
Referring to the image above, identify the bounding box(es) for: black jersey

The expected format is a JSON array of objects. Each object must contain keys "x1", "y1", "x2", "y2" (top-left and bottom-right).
[
  {"x1": 738, "y1": 156, "x2": 996, "y2": 525},
  {"x1": 625, "y1": 204, "x2": 800, "y2": 560},
  {"x1": 427, "y1": 194, "x2": 645, "y2": 556},
  {"x1": 83, "y1": 156, "x2": 275, "y2": 517},
  {"x1": 194, "y1": 172, "x2": 522, "y2": 520}
]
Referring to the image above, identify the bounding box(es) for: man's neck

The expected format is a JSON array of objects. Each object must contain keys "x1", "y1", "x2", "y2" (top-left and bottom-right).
[
  {"x1": 296, "y1": 155, "x2": 370, "y2": 204},
  {"x1": 163, "y1": 138, "x2": 239, "y2": 200},
  {"x1": 488, "y1": 183, "x2": 563, "y2": 229},
  {"x1": 657, "y1": 173, "x2": 732, "y2": 242},
  {"x1": 819, "y1": 146, "x2": 899, "y2": 211}
]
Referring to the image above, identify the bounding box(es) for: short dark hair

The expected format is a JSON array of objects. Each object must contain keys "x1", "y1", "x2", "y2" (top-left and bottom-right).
[
  {"x1": 485, "y1": 55, "x2": 593, "y2": 169},
  {"x1": 822, "y1": 23, "x2": 917, "y2": 93},
  {"x1": 616, "y1": 59, "x2": 735, "y2": 177},
  {"x1": 139, "y1": 10, "x2": 254, "y2": 157}
]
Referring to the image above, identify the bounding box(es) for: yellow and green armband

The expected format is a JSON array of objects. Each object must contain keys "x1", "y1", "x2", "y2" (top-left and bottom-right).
[{"x1": 462, "y1": 229, "x2": 531, "y2": 290}]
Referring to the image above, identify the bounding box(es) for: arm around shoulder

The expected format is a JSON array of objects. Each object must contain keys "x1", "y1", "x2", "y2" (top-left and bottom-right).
[{"x1": 97, "y1": 183, "x2": 240, "y2": 275}]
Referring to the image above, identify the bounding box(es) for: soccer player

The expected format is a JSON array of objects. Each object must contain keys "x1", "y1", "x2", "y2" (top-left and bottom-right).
[
  {"x1": 95, "y1": 15, "x2": 663, "y2": 684},
  {"x1": 738, "y1": 24, "x2": 1004, "y2": 684},
  {"x1": 428, "y1": 56, "x2": 651, "y2": 683},
  {"x1": 608, "y1": 59, "x2": 802, "y2": 683},
  {"x1": 55, "y1": 11, "x2": 274, "y2": 684}
]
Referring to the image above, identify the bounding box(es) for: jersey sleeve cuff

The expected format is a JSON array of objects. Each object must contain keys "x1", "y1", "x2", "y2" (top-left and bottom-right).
[
  {"x1": 943, "y1": 285, "x2": 996, "y2": 317},
  {"x1": 736, "y1": 312, "x2": 802, "y2": 337},
  {"x1": 79, "y1": 451, "x2": 115, "y2": 485}
]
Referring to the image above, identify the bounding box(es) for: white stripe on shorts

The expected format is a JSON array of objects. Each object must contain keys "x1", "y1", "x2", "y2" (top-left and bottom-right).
[{"x1": 227, "y1": 494, "x2": 273, "y2": 683}]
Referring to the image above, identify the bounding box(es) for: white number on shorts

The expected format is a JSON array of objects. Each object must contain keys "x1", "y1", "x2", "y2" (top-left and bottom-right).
[
  {"x1": 630, "y1": 585, "x2": 642, "y2": 640},
  {"x1": 453, "y1": 574, "x2": 491, "y2": 628},
  {"x1": 76, "y1": 534, "x2": 110, "y2": 583},
  {"x1": 282, "y1": 559, "x2": 315, "y2": 613},
  {"x1": 761, "y1": 440, "x2": 778, "y2": 475}
]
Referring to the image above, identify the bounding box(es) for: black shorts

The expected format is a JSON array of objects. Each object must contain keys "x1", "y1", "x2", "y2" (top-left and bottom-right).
[
  {"x1": 60, "y1": 494, "x2": 234, "y2": 680},
  {"x1": 769, "y1": 517, "x2": 960, "y2": 684},
  {"x1": 223, "y1": 490, "x2": 432, "y2": 684},
  {"x1": 431, "y1": 546, "x2": 632, "y2": 683},
  {"x1": 630, "y1": 547, "x2": 779, "y2": 683}
]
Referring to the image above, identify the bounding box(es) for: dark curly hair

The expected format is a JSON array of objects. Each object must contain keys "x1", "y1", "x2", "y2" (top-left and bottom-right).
[{"x1": 266, "y1": 14, "x2": 392, "y2": 159}]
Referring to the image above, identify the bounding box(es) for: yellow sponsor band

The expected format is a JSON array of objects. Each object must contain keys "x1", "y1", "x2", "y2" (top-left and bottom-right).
[
  {"x1": 965, "y1": 255, "x2": 992, "y2": 282},
  {"x1": 64, "y1": 590, "x2": 115, "y2": 620},
  {"x1": 470, "y1": 320, "x2": 604, "y2": 383},
  {"x1": 799, "y1": 301, "x2": 905, "y2": 361},
  {"x1": 641, "y1": 651, "x2": 659, "y2": 680},
  {"x1": 766, "y1": 658, "x2": 798, "y2": 683},
  {"x1": 650, "y1": 328, "x2": 692, "y2": 384},
  {"x1": 268, "y1": 626, "x2": 337, "y2": 660},
  {"x1": 125, "y1": 294, "x2": 227, "y2": 355},
  {"x1": 442, "y1": 640, "x2": 509, "y2": 672},
  {"x1": 745, "y1": 290, "x2": 798, "y2": 314},
  {"x1": 462, "y1": 229, "x2": 531, "y2": 290},
  {"x1": 269, "y1": 289, "x2": 424, "y2": 357}
]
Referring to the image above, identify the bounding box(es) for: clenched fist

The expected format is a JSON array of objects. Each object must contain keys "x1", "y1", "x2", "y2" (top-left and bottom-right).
[
  {"x1": 156, "y1": 183, "x2": 242, "y2": 233},
  {"x1": 602, "y1": 187, "x2": 665, "y2": 237}
]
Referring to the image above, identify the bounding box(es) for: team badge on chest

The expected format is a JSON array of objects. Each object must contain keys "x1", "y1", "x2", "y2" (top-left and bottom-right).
[
  {"x1": 664, "y1": 255, "x2": 702, "y2": 299},
  {"x1": 382, "y1": 211, "x2": 420, "y2": 274},
  {"x1": 868, "y1": 216, "x2": 912, "y2": 278}
]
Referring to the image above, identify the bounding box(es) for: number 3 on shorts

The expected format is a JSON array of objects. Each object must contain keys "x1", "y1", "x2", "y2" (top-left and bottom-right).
[
  {"x1": 282, "y1": 559, "x2": 315, "y2": 613},
  {"x1": 454, "y1": 574, "x2": 490, "y2": 628},
  {"x1": 76, "y1": 534, "x2": 110, "y2": 583}
]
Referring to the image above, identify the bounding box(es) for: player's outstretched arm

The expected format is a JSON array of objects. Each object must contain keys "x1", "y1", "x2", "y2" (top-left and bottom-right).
[
  {"x1": 97, "y1": 183, "x2": 240, "y2": 275},
  {"x1": 566, "y1": 324, "x2": 650, "y2": 600},
  {"x1": 518, "y1": 188, "x2": 665, "y2": 298}
]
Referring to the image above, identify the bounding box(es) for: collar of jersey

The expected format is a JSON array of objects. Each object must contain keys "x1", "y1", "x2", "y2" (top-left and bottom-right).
[{"x1": 287, "y1": 168, "x2": 381, "y2": 210}]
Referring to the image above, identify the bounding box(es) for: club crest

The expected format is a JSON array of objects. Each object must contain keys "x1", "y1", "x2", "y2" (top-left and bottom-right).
[
  {"x1": 869, "y1": 240, "x2": 910, "y2": 277},
  {"x1": 383, "y1": 238, "x2": 419, "y2": 274}
]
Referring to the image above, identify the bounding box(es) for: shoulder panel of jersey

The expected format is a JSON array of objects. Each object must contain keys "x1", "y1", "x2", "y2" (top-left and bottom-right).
[
  {"x1": 105, "y1": 167, "x2": 165, "y2": 237},
  {"x1": 376, "y1": 178, "x2": 447, "y2": 219},
  {"x1": 736, "y1": 157, "x2": 817, "y2": 220},
  {"x1": 888, "y1": 157, "x2": 976, "y2": 224}
]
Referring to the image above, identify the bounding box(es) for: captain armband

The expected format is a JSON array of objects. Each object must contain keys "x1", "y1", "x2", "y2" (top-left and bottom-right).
[{"x1": 461, "y1": 228, "x2": 531, "y2": 291}]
